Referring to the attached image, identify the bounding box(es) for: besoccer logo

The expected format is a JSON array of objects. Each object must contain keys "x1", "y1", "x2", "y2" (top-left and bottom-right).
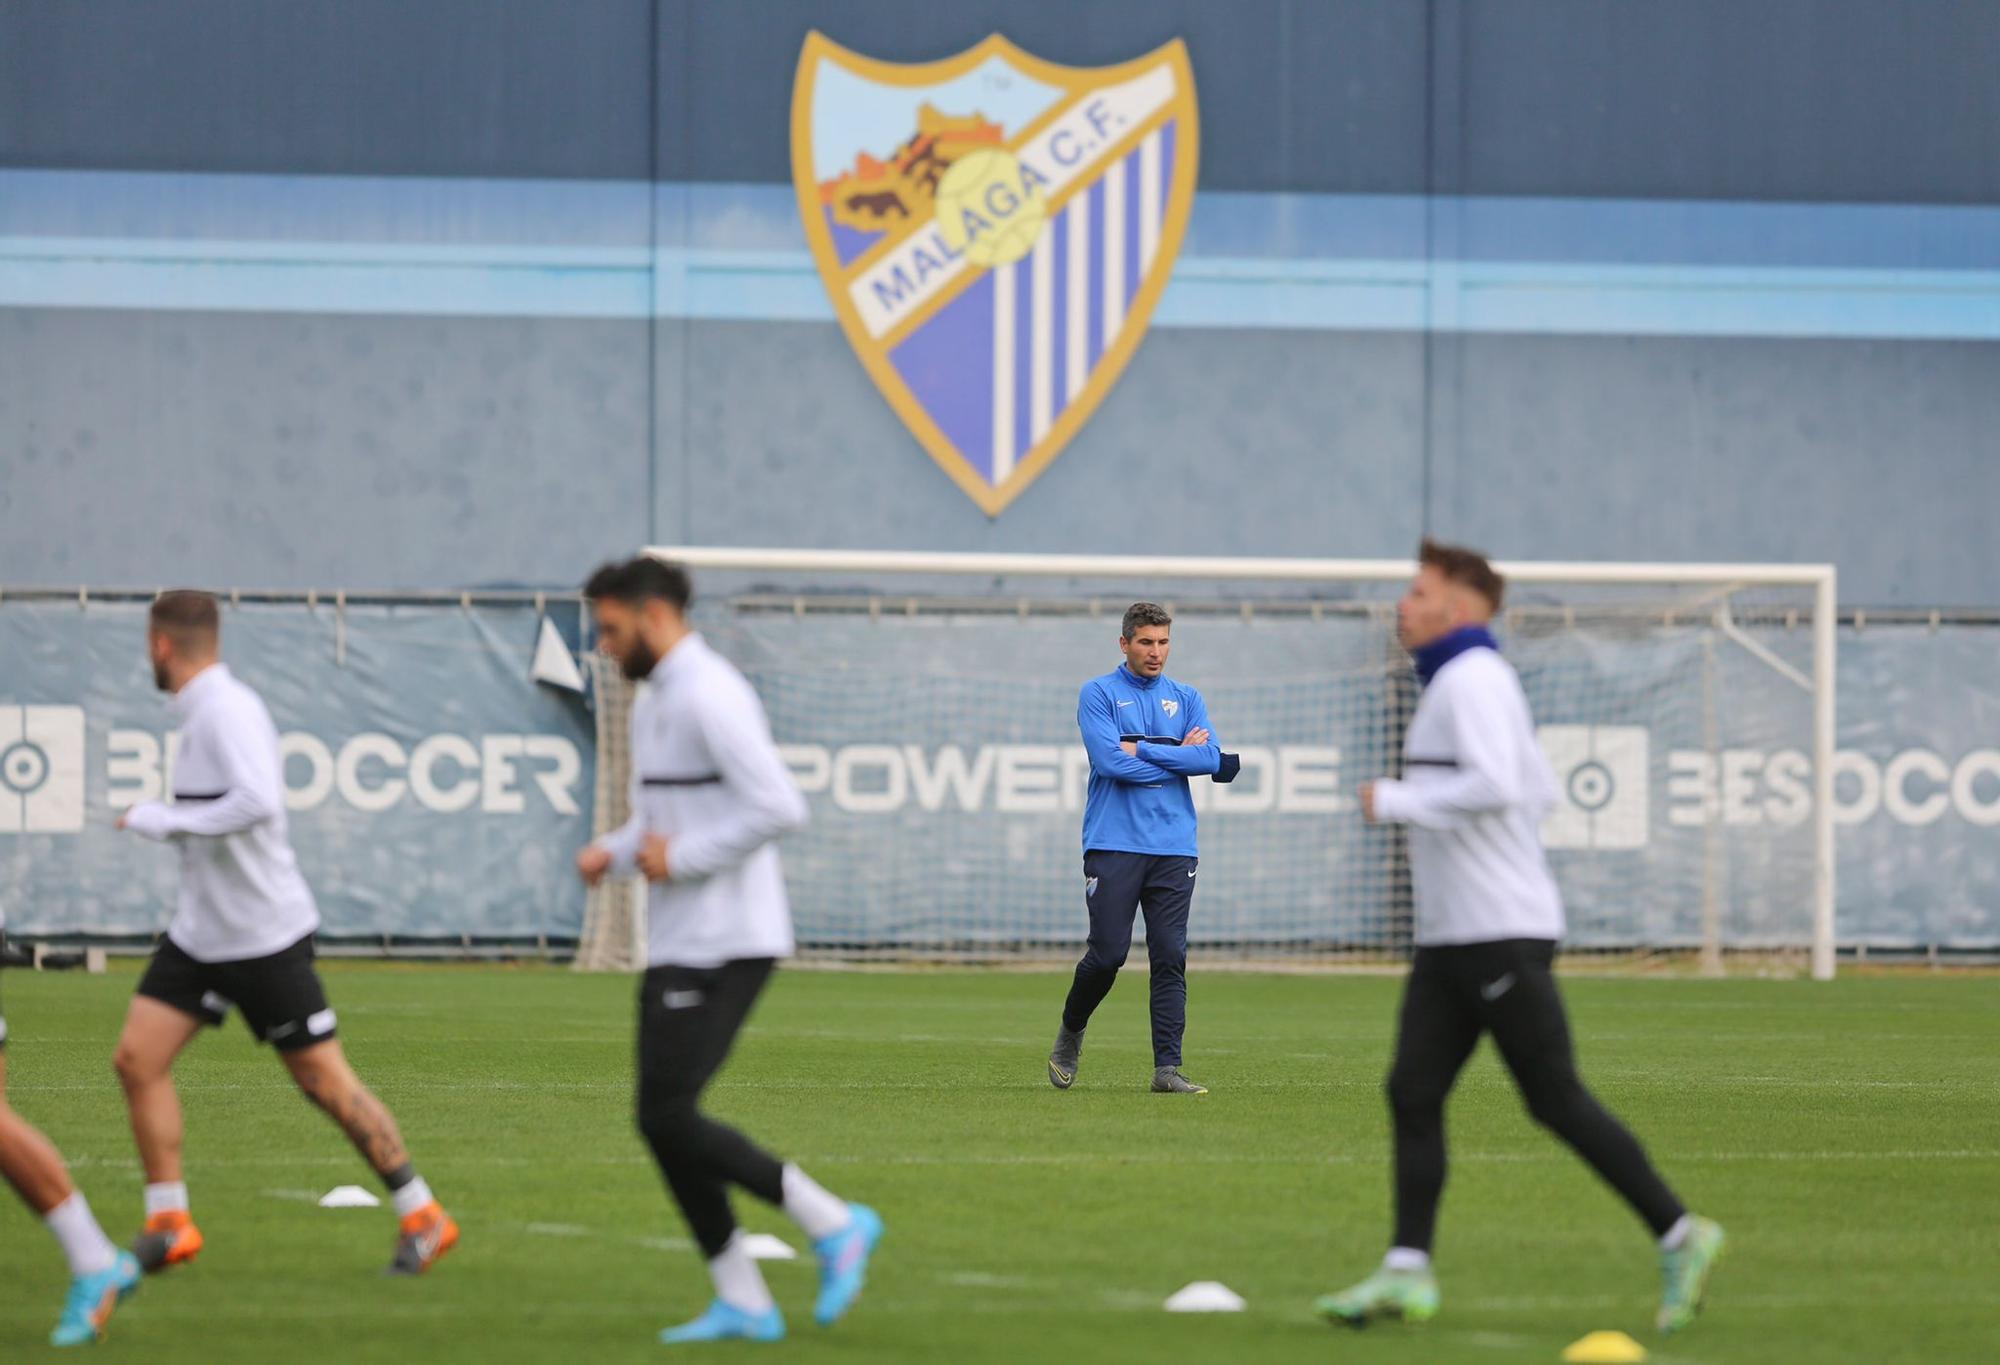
[
  {"x1": 0, "y1": 705, "x2": 86, "y2": 833},
  {"x1": 1538, "y1": 725, "x2": 1649, "y2": 851}
]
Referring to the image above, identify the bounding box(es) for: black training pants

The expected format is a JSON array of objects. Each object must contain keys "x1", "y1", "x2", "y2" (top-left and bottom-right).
[
  {"x1": 636, "y1": 957, "x2": 787, "y2": 1258},
  {"x1": 1061, "y1": 850, "x2": 1196, "y2": 1068},
  {"x1": 1387, "y1": 938, "x2": 1686, "y2": 1252}
]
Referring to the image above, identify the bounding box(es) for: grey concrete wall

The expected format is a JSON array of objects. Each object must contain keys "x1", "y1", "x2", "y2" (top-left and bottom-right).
[
  {"x1": 0, "y1": 310, "x2": 650, "y2": 586},
  {"x1": 3, "y1": 1, "x2": 1996, "y2": 602}
]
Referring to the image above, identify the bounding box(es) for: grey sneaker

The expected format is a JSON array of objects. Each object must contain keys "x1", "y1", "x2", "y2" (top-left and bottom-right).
[
  {"x1": 1151, "y1": 1066, "x2": 1208, "y2": 1094},
  {"x1": 1048, "y1": 1025, "x2": 1083, "y2": 1089}
]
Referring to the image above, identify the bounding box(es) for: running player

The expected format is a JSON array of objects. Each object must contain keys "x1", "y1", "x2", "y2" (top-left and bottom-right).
[
  {"x1": 577, "y1": 556, "x2": 882, "y2": 1346},
  {"x1": 113, "y1": 591, "x2": 458, "y2": 1277},
  {"x1": 1, "y1": 913, "x2": 143, "y2": 1346},
  {"x1": 1318, "y1": 541, "x2": 1724, "y2": 1335}
]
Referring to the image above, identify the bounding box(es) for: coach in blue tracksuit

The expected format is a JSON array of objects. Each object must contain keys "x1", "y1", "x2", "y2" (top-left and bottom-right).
[{"x1": 1047, "y1": 602, "x2": 1227, "y2": 1096}]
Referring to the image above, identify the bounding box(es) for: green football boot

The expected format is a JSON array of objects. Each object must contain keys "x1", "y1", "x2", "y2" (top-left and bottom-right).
[
  {"x1": 1657, "y1": 1216, "x2": 1726, "y2": 1335},
  {"x1": 1315, "y1": 1265, "x2": 1440, "y2": 1327}
]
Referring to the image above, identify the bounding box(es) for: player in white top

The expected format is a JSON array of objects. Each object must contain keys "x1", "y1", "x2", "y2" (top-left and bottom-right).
[
  {"x1": 113, "y1": 591, "x2": 458, "y2": 1278},
  {"x1": 1, "y1": 909, "x2": 144, "y2": 1345},
  {"x1": 1318, "y1": 541, "x2": 1724, "y2": 1337},
  {"x1": 576, "y1": 557, "x2": 882, "y2": 1346}
]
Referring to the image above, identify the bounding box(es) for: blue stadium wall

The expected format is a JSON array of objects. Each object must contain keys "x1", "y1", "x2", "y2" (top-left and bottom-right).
[{"x1": 3, "y1": 1, "x2": 1997, "y2": 605}]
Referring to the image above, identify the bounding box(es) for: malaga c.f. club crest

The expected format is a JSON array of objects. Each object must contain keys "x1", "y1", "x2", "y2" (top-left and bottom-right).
[{"x1": 792, "y1": 33, "x2": 1199, "y2": 516}]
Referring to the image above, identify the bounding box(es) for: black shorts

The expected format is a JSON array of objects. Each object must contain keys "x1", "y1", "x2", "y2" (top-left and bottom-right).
[{"x1": 137, "y1": 934, "x2": 336, "y2": 1052}]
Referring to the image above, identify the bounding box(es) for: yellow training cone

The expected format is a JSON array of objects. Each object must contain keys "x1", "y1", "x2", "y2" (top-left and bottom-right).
[{"x1": 1561, "y1": 1330, "x2": 1649, "y2": 1363}]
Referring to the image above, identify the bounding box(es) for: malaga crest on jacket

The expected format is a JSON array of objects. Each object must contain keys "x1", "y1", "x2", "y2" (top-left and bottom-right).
[{"x1": 792, "y1": 33, "x2": 1200, "y2": 515}]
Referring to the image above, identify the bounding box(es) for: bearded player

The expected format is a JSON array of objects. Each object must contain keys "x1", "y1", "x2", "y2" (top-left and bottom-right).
[{"x1": 113, "y1": 591, "x2": 458, "y2": 1278}]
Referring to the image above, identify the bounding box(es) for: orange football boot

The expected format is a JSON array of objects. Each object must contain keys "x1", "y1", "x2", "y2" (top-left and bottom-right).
[
  {"x1": 388, "y1": 1200, "x2": 459, "y2": 1275},
  {"x1": 131, "y1": 1210, "x2": 204, "y2": 1273}
]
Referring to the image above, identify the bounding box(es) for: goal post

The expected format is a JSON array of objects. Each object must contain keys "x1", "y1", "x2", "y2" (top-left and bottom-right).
[{"x1": 606, "y1": 547, "x2": 1835, "y2": 979}]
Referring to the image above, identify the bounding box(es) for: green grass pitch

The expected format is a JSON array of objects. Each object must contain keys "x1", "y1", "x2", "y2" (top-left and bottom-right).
[{"x1": 3, "y1": 962, "x2": 1995, "y2": 1362}]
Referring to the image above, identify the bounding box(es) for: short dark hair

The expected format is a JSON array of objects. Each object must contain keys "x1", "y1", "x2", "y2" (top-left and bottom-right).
[
  {"x1": 1121, "y1": 601, "x2": 1172, "y2": 639},
  {"x1": 150, "y1": 589, "x2": 220, "y2": 645},
  {"x1": 1418, "y1": 537, "x2": 1505, "y2": 612},
  {"x1": 584, "y1": 556, "x2": 693, "y2": 610}
]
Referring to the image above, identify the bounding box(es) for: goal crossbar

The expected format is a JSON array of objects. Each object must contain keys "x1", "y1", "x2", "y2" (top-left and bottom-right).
[
  {"x1": 645, "y1": 545, "x2": 1833, "y2": 590},
  {"x1": 645, "y1": 546, "x2": 1837, "y2": 980}
]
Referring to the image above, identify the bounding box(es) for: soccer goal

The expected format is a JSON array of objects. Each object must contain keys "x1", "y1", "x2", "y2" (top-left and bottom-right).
[{"x1": 582, "y1": 548, "x2": 1836, "y2": 979}]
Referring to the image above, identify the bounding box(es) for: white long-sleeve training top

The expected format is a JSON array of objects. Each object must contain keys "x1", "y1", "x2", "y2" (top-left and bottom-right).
[
  {"x1": 594, "y1": 633, "x2": 809, "y2": 969},
  {"x1": 120, "y1": 663, "x2": 322, "y2": 962},
  {"x1": 1370, "y1": 645, "x2": 1566, "y2": 947}
]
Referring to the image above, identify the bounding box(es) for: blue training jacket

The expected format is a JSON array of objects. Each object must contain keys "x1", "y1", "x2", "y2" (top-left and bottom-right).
[{"x1": 1078, "y1": 663, "x2": 1221, "y2": 857}]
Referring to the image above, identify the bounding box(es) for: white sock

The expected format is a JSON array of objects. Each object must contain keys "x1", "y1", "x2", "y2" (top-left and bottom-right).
[
  {"x1": 1383, "y1": 1247, "x2": 1431, "y2": 1273},
  {"x1": 707, "y1": 1231, "x2": 776, "y2": 1314},
  {"x1": 391, "y1": 1175, "x2": 435, "y2": 1219},
  {"x1": 1660, "y1": 1214, "x2": 1693, "y2": 1252},
  {"x1": 143, "y1": 1182, "x2": 189, "y2": 1219},
  {"x1": 780, "y1": 1163, "x2": 851, "y2": 1243},
  {"x1": 46, "y1": 1192, "x2": 120, "y2": 1278}
]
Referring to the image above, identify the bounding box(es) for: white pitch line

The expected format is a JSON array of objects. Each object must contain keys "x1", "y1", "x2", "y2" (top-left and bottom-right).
[
  {"x1": 509, "y1": 1220, "x2": 695, "y2": 1254},
  {"x1": 1451, "y1": 1331, "x2": 1542, "y2": 1352},
  {"x1": 796, "y1": 1148, "x2": 2000, "y2": 1167},
  {"x1": 85, "y1": 1299, "x2": 695, "y2": 1325},
  {"x1": 48, "y1": 1147, "x2": 2000, "y2": 1172},
  {"x1": 940, "y1": 1269, "x2": 1166, "y2": 1311},
  {"x1": 259, "y1": 1187, "x2": 322, "y2": 1203},
  {"x1": 946, "y1": 1271, "x2": 1034, "y2": 1289},
  {"x1": 13, "y1": 1079, "x2": 635, "y2": 1093},
  {"x1": 1464, "y1": 1290, "x2": 1978, "y2": 1312}
]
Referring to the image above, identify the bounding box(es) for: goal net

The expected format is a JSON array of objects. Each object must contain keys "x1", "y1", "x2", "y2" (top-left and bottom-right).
[
  {"x1": 581, "y1": 549, "x2": 1835, "y2": 977},
  {"x1": 572, "y1": 649, "x2": 647, "y2": 972}
]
